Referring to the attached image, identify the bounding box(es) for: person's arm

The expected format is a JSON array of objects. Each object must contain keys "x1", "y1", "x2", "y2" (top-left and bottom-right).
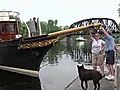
[
  {"x1": 114, "y1": 44, "x2": 120, "y2": 53},
  {"x1": 99, "y1": 40, "x2": 106, "y2": 53},
  {"x1": 100, "y1": 26, "x2": 109, "y2": 36},
  {"x1": 102, "y1": 41, "x2": 105, "y2": 50},
  {"x1": 89, "y1": 29, "x2": 94, "y2": 41}
]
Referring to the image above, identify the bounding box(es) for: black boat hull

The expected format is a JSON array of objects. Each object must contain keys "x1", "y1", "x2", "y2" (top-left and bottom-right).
[{"x1": 0, "y1": 35, "x2": 57, "y2": 71}]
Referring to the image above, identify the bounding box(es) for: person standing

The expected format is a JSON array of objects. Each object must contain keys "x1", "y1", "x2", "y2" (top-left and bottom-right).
[
  {"x1": 91, "y1": 32, "x2": 106, "y2": 76},
  {"x1": 101, "y1": 26, "x2": 116, "y2": 80},
  {"x1": 28, "y1": 18, "x2": 36, "y2": 37},
  {"x1": 33, "y1": 17, "x2": 37, "y2": 31}
]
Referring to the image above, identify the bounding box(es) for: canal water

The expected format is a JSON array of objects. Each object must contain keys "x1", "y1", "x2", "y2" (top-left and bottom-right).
[
  {"x1": 39, "y1": 39, "x2": 90, "y2": 90},
  {"x1": 39, "y1": 35, "x2": 120, "y2": 90}
]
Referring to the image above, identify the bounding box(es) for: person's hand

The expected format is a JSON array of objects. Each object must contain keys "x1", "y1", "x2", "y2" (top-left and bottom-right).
[
  {"x1": 100, "y1": 26, "x2": 104, "y2": 30},
  {"x1": 99, "y1": 49, "x2": 104, "y2": 54},
  {"x1": 99, "y1": 26, "x2": 106, "y2": 32}
]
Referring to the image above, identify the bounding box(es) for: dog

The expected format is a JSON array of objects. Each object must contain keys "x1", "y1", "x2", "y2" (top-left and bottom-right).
[{"x1": 77, "y1": 64, "x2": 103, "y2": 90}]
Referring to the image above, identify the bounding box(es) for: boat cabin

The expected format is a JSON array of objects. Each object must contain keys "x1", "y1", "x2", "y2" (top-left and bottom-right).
[{"x1": 0, "y1": 10, "x2": 20, "y2": 41}]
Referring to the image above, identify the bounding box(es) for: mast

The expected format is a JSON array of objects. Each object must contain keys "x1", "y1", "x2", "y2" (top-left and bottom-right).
[{"x1": 48, "y1": 23, "x2": 101, "y2": 38}]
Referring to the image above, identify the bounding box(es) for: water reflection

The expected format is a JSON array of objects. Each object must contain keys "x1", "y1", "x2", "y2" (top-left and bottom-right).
[
  {"x1": 42, "y1": 39, "x2": 92, "y2": 66},
  {"x1": 40, "y1": 39, "x2": 92, "y2": 90},
  {"x1": 0, "y1": 70, "x2": 41, "y2": 90}
]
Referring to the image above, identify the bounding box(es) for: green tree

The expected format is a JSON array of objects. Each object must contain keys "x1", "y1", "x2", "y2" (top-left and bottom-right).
[
  {"x1": 64, "y1": 25, "x2": 69, "y2": 30},
  {"x1": 54, "y1": 20, "x2": 58, "y2": 26},
  {"x1": 22, "y1": 19, "x2": 62, "y2": 36},
  {"x1": 20, "y1": 22, "x2": 28, "y2": 37},
  {"x1": 47, "y1": 19, "x2": 61, "y2": 33},
  {"x1": 40, "y1": 19, "x2": 62, "y2": 34},
  {"x1": 48, "y1": 20, "x2": 54, "y2": 26},
  {"x1": 40, "y1": 21, "x2": 48, "y2": 34}
]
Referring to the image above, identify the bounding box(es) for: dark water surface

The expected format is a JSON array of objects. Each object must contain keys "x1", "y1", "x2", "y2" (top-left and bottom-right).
[{"x1": 0, "y1": 69, "x2": 41, "y2": 90}]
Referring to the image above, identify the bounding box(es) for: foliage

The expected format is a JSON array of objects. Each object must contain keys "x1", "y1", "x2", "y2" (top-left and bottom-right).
[
  {"x1": 19, "y1": 19, "x2": 62, "y2": 37},
  {"x1": 40, "y1": 19, "x2": 62, "y2": 34},
  {"x1": 40, "y1": 21, "x2": 48, "y2": 34},
  {"x1": 20, "y1": 22, "x2": 28, "y2": 37}
]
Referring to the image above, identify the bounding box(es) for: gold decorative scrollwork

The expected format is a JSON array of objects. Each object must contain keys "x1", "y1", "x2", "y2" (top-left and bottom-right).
[{"x1": 19, "y1": 39, "x2": 57, "y2": 49}]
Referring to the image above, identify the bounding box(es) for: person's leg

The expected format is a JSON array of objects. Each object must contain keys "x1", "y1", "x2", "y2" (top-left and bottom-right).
[
  {"x1": 98, "y1": 53, "x2": 104, "y2": 76},
  {"x1": 105, "y1": 50, "x2": 115, "y2": 80},
  {"x1": 109, "y1": 64, "x2": 115, "y2": 76},
  {"x1": 93, "y1": 64, "x2": 97, "y2": 70},
  {"x1": 106, "y1": 64, "x2": 115, "y2": 80},
  {"x1": 105, "y1": 51, "x2": 112, "y2": 75},
  {"x1": 99, "y1": 64, "x2": 104, "y2": 76},
  {"x1": 106, "y1": 64, "x2": 112, "y2": 75},
  {"x1": 31, "y1": 33, "x2": 34, "y2": 37},
  {"x1": 105, "y1": 51, "x2": 112, "y2": 78},
  {"x1": 109, "y1": 50, "x2": 115, "y2": 76},
  {"x1": 92, "y1": 54, "x2": 97, "y2": 70}
]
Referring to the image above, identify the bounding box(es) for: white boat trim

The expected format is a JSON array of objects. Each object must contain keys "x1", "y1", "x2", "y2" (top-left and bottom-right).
[{"x1": 0, "y1": 65, "x2": 38, "y2": 77}]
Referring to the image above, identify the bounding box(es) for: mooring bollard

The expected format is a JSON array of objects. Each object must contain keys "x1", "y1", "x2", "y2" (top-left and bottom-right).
[{"x1": 114, "y1": 64, "x2": 120, "y2": 90}]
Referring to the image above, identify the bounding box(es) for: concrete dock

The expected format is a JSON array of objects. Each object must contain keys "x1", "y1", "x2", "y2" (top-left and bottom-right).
[
  {"x1": 65, "y1": 77, "x2": 115, "y2": 90},
  {"x1": 64, "y1": 64, "x2": 120, "y2": 90}
]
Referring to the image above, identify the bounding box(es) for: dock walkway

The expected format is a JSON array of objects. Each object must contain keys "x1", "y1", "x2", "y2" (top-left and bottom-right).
[
  {"x1": 65, "y1": 77, "x2": 114, "y2": 90},
  {"x1": 65, "y1": 64, "x2": 120, "y2": 90}
]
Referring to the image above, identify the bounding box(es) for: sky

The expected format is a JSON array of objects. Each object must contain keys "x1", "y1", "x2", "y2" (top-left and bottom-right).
[{"x1": 0, "y1": 0, "x2": 120, "y2": 26}]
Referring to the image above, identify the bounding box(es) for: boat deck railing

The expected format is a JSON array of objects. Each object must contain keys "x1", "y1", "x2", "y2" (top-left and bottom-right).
[{"x1": 0, "y1": 10, "x2": 20, "y2": 21}]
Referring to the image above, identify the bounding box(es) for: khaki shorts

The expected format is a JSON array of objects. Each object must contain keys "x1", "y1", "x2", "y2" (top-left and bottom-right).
[{"x1": 92, "y1": 53, "x2": 104, "y2": 66}]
